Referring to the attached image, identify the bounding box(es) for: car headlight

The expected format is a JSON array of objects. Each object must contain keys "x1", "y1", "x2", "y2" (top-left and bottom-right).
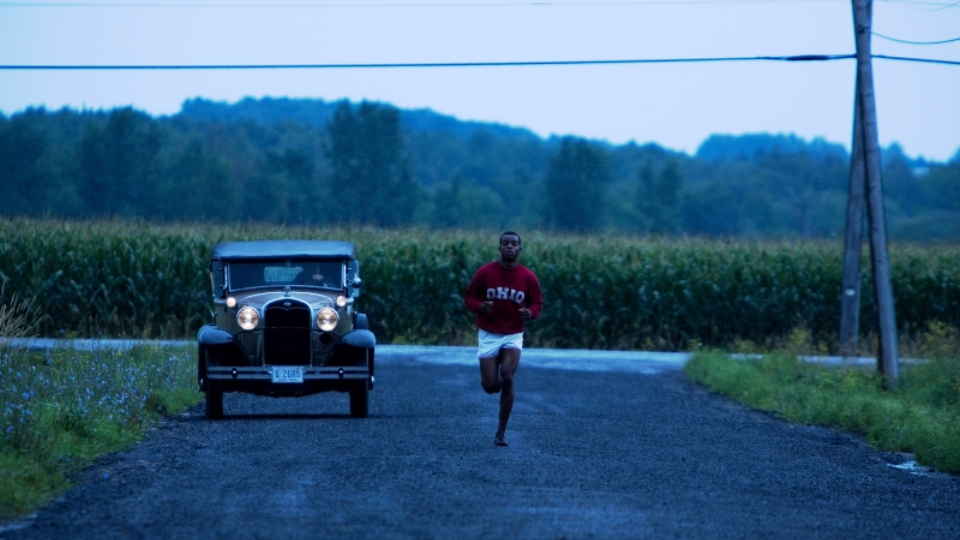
[
  {"x1": 237, "y1": 306, "x2": 260, "y2": 331},
  {"x1": 336, "y1": 295, "x2": 347, "y2": 307},
  {"x1": 316, "y1": 307, "x2": 339, "y2": 331}
]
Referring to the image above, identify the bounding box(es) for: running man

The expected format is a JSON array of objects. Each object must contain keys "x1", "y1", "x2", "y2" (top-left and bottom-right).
[{"x1": 463, "y1": 231, "x2": 543, "y2": 447}]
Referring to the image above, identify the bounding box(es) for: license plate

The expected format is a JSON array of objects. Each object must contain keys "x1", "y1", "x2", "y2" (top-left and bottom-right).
[{"x1": 271, "y1": 366, "x2": 304, "y2": 383}]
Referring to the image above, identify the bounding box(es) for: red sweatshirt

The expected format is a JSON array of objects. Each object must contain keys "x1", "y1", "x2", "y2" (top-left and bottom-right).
[{"x1": 463, "y1": 261, "x2": 543, "y2": 335}]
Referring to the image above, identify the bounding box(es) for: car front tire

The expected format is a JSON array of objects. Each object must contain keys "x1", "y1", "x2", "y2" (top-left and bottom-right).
[
  {"x1": 349, "y1": 380, "x2": 369, "y2": 418},
  {"x1": 205, "y1": 380, "x2": 224, "y2": 420}
]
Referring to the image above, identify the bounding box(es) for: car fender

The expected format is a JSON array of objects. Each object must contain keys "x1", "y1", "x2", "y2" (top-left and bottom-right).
[
  {"x1": 342, "y1": 329, "x2": 376, "y2": 349},
  {"x1": 198, "y1": 325, "x2": 233, "y2": 346}
]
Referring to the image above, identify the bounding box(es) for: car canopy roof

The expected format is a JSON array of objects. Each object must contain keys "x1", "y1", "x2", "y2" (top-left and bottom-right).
[{"x1": 211, "y1": 240, "x2": 356, "y2": 261}]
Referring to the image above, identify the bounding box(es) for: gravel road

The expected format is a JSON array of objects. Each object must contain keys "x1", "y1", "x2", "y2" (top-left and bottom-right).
[{"x1": 2, "y1": 346, "x2": 958, "y2": 539}]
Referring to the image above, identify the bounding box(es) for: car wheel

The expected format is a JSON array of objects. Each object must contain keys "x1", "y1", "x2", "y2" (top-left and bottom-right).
[
  {"x1": 205, "y1": 380, "x2": 224, "y2": 420},
  {"x1": 349, "y1": 380, "x2": 369, "y2": 418}
]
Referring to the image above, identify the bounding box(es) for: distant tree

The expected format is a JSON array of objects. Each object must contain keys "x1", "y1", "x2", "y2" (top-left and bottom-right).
[
  {"x1": 0, "y1": 109, "x2": 88, "y2": 217},
  {"x1": 241, "y1": 148, "x2": 321, "y2": 224},
  {"x1": 542, "y1": 138, "x2": 610, "y2": 232},
  {"x1": 696, "y1": 133, "x2": 847, "y2": 162},
  {"x1": 656, "y1": 160, "x2": 684, "y2": 235},
  {"x1": 426, "y1": 171, "x2": 508, "y2": 230},
  {"x1": 609, "y1": 141, "x2": 674, "y2": 188},
  {"x1": 2, "y1": 100, "x2": 957, "y2": 241},
  {"x1": 495, "y1": 165, "x2": 538, "y2": 230},
  {"x1": 882, "y1": 144, "x2": 924, "y2": 217},
  {"x1": 633, "y1": 158, "x2": 683, "y2": 235},
  {"x1": 275, "y1": 148, "x2": 321, "y2": 223},
  {"x1": 431, "y1": 172, "x2": 464, "y2": 229},
  {"x1": 325, "y1": 101, "x2": 419, "y2": 227},
  {"x1": 0, "y1": 112, "x2": 55, "y2": 216},
  {"x1": 682, "y1": 182, "x2": 745, "y2": 237},
  {"x1": 920, "y1": 158, "x2": 960, "y2": 212},
  {"x1": 633, "y1": 159, "x2": 656, "y2": 233},
  {"x1": 754, "y1": 149, "x2": 845, "y2": 238},
  {"x1": 77, "y1": 108, "x2": 165, "y2": 218},
  {"x1": 156, "y1": 138, "x2": 235, "y2": 222}
]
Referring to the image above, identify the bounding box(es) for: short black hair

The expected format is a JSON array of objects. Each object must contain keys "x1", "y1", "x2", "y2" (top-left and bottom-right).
[{"x1": 500, "y1": 231, "x2": 521, "y2": 246}]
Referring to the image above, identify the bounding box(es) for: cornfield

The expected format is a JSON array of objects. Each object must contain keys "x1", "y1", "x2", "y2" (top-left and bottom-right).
[{"x1": 1, "y1": 218, "x2": 958, "y2": 352}]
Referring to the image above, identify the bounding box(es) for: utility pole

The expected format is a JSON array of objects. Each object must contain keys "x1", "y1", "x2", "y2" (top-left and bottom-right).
[
  {"x1": 850, "y1": 0, "x2": 900, "y2": 388},
  {"x1": 839, "y1": 90, "x2": 865, "y2": 359}
]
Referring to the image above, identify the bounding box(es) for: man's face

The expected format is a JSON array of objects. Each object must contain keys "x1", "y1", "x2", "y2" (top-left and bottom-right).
[{"x1": 499, "y1": 235, "x2": 521, "y2": 262}]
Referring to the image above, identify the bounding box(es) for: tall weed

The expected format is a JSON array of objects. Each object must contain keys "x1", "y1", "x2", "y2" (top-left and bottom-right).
[{"x1": 0, "y1": 283, "x2": 37, "y2": 339}]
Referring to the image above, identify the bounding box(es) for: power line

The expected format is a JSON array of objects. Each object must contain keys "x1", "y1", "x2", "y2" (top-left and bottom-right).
[
  {"x1": 0, "y1": 54, "x2": 858, "y2": 70},
  {"x1": 0, "y1": 1, "x2": 825, "y2": 6},
  {"x1": 1, "y1": 54, "x2": 956, "y2": 70},
  {"x1": 873, "y1": 32, "x2": 960, "y2": 45},
  {"x1": 1, "y1": 0, "x2": 957, "y2": 7},
  {"x1": 873, "y1": 54, "x2": 960, "y2": 66},
  {"x1": 893, "y1": 0, "x2": 960, "y2": 11}
]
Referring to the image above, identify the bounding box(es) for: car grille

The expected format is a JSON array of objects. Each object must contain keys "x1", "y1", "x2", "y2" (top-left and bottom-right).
[{"x1": 263, "y1": 301, "x2": 311, "y2": 366}]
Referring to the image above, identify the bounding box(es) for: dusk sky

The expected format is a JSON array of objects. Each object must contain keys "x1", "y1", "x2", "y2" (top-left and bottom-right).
[{"x1": 1, "y1": 0, "x2": 958, "y2": 160}]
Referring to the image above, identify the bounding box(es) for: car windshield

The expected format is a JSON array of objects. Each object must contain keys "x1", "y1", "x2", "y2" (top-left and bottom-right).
[{"x1": 228, "y1": 260, "x2": 344, "y2": 290}]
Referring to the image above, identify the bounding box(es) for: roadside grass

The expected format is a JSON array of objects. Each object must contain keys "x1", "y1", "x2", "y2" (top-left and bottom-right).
[
  {"x1": 0, "y1": 343, "x2": 202, "y2": 521},
  {"x1": 684, "y1": 324, "x2": 960, "y2": 475}
]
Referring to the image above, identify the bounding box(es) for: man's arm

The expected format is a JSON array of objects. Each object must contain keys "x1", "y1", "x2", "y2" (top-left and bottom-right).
[
  {"x1": 463, "y1": 269, "x2": 484, "y2": 313},
  {"x1": 525, "y1": 273, "x2": 543, "y2": 320}
]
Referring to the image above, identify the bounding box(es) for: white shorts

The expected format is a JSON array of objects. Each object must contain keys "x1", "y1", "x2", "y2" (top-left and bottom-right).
[{"x1": 477, "y1": 329, "x2": 524, "y2": 359}]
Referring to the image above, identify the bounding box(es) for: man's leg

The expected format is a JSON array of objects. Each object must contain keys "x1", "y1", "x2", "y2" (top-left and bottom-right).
[
  {"x1": 495, "y1": 347, "x2": 521, "y2": 446},
  {"x1": 479, "y1": 356, "x2": 501, "y2": 394}
]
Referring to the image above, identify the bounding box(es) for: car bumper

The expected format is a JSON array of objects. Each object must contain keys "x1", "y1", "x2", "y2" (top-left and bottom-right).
[
  {"x1": 206, "y1": 365, "x2": 370, "y2": 382},
  {"x1": 205, "y1": 365, "x2": 372, "y2": 397}
]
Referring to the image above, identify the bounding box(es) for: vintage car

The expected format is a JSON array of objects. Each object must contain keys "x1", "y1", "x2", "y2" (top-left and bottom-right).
[{"x1": 197, "y1": 240, "x2": 375, "y2": 419}]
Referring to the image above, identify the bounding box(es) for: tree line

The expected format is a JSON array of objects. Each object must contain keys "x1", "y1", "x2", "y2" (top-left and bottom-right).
[{"x1": 1, "y1": 97, "x2": 957, "y2": 241}]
